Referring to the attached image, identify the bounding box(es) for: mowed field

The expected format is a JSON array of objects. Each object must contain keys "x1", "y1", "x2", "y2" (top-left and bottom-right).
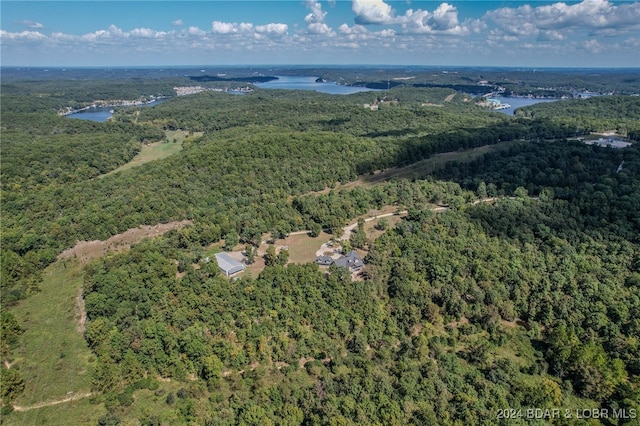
[
  {"x1": 100, "y1": 130, "x2": 201, "y2": 177},
  {"x1": 4, "y1": 261, "x2": 106, "y2": 425},
  {"x1": 281, "y1": 231, "x2": 333, "y2": 264}
]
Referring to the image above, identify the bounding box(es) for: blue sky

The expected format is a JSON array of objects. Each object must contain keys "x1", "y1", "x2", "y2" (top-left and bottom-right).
[{"x1": 1, "y1": 0, "x2": 639, "y2": 67}]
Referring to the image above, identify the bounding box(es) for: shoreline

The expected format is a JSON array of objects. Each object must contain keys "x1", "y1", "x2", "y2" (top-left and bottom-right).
[{"x1": 59, "y1": 97, "x2": 166, "y2": 116}]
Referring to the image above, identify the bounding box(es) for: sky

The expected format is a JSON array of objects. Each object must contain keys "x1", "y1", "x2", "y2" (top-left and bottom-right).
[{"x1": 1, "y1": 0, "x2": 639, "y2": 67}]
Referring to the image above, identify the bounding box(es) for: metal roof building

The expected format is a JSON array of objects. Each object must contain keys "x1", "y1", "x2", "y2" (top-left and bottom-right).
[{"x1": 215, "y1": 252, "x2": 245, "y2": 276}]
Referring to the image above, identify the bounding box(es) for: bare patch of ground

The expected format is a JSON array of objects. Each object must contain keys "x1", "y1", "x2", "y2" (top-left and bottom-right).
[
  {"x1": 444, "y1": 93, "x2": 456, "y2": 102},
  {"x1": 500, "y1": 318, "x2": 530, "y2": 330},
  {"x1": 411, "y1": 323, "x2": 423, "y2": 337},
  {"x1": 75, "y1": 289, "x2": 86, "y2": 334},
  {"x1": 12, "y1": 392, "x2": 93, "y2": 412},
  {"x1": 58, "y1": 220, "x2": 192, "y2": 265}
]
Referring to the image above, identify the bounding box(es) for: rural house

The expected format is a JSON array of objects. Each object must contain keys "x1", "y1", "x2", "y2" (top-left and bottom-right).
[{"x1": 316, "y1": 250, "x2": 364, "y2": 272}]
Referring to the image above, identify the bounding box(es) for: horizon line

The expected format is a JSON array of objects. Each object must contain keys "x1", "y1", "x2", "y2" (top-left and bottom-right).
[{"x1": 3, "y1": 64, "x2": 640, "y2": 70}]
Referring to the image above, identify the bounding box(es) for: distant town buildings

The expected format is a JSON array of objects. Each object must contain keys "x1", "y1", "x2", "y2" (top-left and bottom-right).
[
  {"x1": 173, "y1": 86, "x2": 252, "y2": 96},
  {"x1": 57, "y1": 96, "x2": 160, "y2": 116}
]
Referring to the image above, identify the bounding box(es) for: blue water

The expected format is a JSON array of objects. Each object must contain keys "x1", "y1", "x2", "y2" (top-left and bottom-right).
[
  {"x1": 490, "y1": 96, "x2": 559, "y2": 115},
  {"x1": 255, "y1": 76, "x2": 379, "y2": 95},
  {"x1": 68, "y1": 99, "x2": 166, "y2": 122},
  {"x1": 68, "y1": 107, "x2": 114, "y2": 122}
]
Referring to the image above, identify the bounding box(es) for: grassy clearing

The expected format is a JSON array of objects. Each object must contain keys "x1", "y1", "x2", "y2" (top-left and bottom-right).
[
  {"x1": 115, "y1": 382, "x2": 189, "y2": 425},
  {"x1": 282, "y1": 231, "x2": 332, "y2": 264},
  {"x1": 362, "y1": 214, "x2": 404, "y2": 242},
  {"x1": 4, "y1": 396, "x2": 105, "y2": 426},
  {"x1": 223, "y1": 231, "x2": 333, "y2": 277},
  {"x1": 357, "y1": 140, "x2": 518, "y2": 187},
  {"x1": 489, "y1": 326, "x2": 541, "y2": 370},
  {"x1": 102, "y1": 142, "x2": 181, "y2": 176},
  {"x1": 8, "y1": 261, "x2": 95, "y2": 406},
  {"x1": 309, "y1": 141, "x2": 519, "y2": 195},
  {"x1": 101, "y1": 130, "x2": 201, "y2": 177}
]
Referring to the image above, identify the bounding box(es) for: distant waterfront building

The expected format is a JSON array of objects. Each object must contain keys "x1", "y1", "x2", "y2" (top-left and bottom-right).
[
  {"x1": 215, "y1": 252, "x2": 245, "y2": 276},
  {"x1": 584, "y1": 138, "x2": 632, "y2": 149},
  {"x1": 477, "y1": 98, "x2": 511, "y2": 110}
]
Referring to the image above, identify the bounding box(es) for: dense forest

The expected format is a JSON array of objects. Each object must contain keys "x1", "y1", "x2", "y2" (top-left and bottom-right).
[{"x1": 1, "y1": 68, "x2": 639, "y2": 425}]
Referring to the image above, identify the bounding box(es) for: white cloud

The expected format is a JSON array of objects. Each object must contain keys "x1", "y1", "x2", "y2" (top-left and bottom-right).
[
  {"x1": 402, "y1": 3, "x2": 467, "y2": 35},
  {"x1": 487, "y1": 27, "x2": 519, "y2": 43},
  {"x1": 255, "y1": 23, "x2": 288, "y2": 35},
  {"x1": 467, "y1": 19, "x2": 487, "y2": 34},
  {"x1": 338, "y1": 23, "x2": 368, "y2": 35},
  {"x1": 15, "y1": 20, "x2": 43, "y2": 29},
  {"x1": 624, "y1": 37, "x2": 640, "y2": 47},
  {"x1": 2, "y1": 1, "x2": 638, "y2": 67},
  {"x1": 426, "y1": 3, "x2": 459, "y2": 30},
  {"x1": 334, "y1": 23, "x2": 395, "y2": 44},
  {"x1": 538, "y1": 30, "x2": 565, "y2": 41},
  {"x1": 305, "y1": 0, "x2": 334, "y2": 35},
  {"x1": 70, "y1": 25, "x2": 168, "y2": 42},
  {"x1": 212, "y1": 21, "x2": 287, "y2": 36},
  {"x1": 305, "y1": 0, "x2": 327, "y2": 24},
  {"x1": 308, "y1": 22, "x2": 335, "y2": 36},
  {"x1": 238, "y1": 22, "x2": 254, "y2": 32},
  {"x1": 50, "y1": 31, "x2": 75, "y2": 42},
  {"x1": 486, "y1": 0, "x2": 640, "y2": 39},
  {"x1": 187, "y1": 26, "x2": 205, "y2": 36},
  {"x1": 129, "y1": 27, "x2": 166, "y2": 38},
  {"x1": 584, "y1": 39, "x2": 603, "y2": 53},
  {"x1": 351, "y1": 1, "x2": 471, "y2": 35},
  {"x1": 352, "y1": 0, "x2": 395, "y2": 25},
  {"x1": 0, "y1": 29, "x2": 46, "y2": 41},
  {"x1": 211, "y1": 21, "x2": 237, "y2": 34}
]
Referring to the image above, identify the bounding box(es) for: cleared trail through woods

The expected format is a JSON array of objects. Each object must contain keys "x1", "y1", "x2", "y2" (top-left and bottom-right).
[{"x1": 12, "y1": 392, "x2": 93, "y2": 412}]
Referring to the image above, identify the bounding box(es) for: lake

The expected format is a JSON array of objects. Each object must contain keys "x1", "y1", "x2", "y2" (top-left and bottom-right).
[
  {"x1": 67, "y1": 99, "x2": 166, "y2": 122},
  {"x1": 255, "y1": 76, "x2": 379, "y2": 95},
  {"x1": 490, "y1": 96, "x2": 559, "y2": 115}
]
